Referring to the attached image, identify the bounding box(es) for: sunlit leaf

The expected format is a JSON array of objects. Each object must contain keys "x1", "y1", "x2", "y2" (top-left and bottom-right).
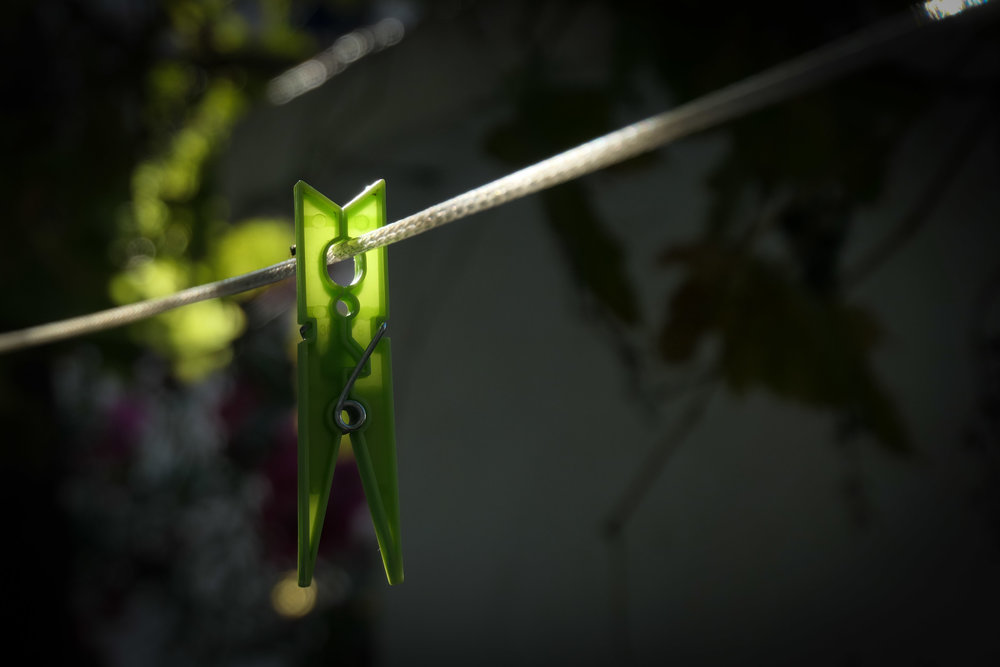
[
  {"x1": 109, "y1": 259, "x2": 189, "y2": 303},
  {"x1": 211, "y1": 218, "x2": 293, "y2": 299}
]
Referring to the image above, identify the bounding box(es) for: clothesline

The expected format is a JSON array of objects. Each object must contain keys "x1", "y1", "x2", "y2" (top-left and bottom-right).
[{"x1": 0, "y1": 2, "x2": 989, "y2": 354}]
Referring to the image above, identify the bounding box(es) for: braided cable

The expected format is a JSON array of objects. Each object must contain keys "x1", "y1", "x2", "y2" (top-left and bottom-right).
[{"x1": 0, "y1": 5, "x2": 985, "y2": 354}]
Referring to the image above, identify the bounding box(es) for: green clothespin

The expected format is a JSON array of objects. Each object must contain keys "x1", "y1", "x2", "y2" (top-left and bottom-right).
[{"x1": 294, "y1": 179, "x2": 402, "y2": 586}]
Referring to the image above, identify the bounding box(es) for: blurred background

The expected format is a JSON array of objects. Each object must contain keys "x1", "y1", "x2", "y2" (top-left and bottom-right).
[{"x1": 1, "y1": 1, "x2": 999, "y2": 665}]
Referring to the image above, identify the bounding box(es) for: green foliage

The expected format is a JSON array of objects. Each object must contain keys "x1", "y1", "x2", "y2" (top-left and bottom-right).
[
  {"x1": 101, "y1": 2, "x2": 312, "y2": 381},
  {"x1": 110, "y1": 77, "x2": 251, "y2": 380},
  {"x1": 164, "y1": 0, "x2": 310, "y2": 56},
  {"x1": 212, "y1": 219, "x2": 295, "y2": 297}
]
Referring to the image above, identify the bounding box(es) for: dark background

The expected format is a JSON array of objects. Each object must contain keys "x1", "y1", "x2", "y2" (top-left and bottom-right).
[{"x1": 1, "y1": 1, "x2": 999, "y2": 665}]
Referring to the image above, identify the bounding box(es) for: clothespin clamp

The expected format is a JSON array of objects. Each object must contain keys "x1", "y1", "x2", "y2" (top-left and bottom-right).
[{"x1": 294, "y1": 180, "x2": 402, "y2": 586}]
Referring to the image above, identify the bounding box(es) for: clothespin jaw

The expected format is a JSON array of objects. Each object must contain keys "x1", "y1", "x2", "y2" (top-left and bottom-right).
[{"x1": 295, "y1": 179, "x2": 402, "y2": 586}]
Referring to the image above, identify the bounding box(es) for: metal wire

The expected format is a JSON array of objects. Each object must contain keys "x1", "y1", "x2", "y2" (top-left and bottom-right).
[
  {"x1": 0, "y1": 260, "x2": 296, "y2": 354},
  {"x1": 0, "y1": 4, "x2": 986, "y2": 354}
]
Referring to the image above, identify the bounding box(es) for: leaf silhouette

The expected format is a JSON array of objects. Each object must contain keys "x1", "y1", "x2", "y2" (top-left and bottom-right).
[
  {"x1": 486, "y1": 82, "x2": 641, "y2": 326},
  {"x1": 659, "y1": 242, "x2": 908, "y2": 452},
  {"x1": 540, "y1": 182, "x2": 640, "y2": 324}
]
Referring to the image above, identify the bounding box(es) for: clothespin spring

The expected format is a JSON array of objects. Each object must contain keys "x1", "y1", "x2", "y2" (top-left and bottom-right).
[{"x1": 334, "y1": 321, "x2": 389, "y2": 433}]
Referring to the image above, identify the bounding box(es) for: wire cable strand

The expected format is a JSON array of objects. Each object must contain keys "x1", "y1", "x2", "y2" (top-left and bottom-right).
[
  {"x1": 0, "y1": 4, "x2": 990, "y2": 354},
  {"x1": 0, "y1": 260, "x2": 296, "y2": 354}
]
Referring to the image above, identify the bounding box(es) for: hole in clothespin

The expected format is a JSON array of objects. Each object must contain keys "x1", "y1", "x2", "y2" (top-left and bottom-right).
[
  {"x1": 335, "y1": 299, "x2": 352, "y2": 316},
  {"x1": 328, "y1": 256, "x2": 358, "y2": 287}
]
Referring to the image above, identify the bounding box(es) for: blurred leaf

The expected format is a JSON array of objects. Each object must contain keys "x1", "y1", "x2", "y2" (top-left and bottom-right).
[
  {"x1": 109, "y1": 74, "x2": 251, "y2": 380},
  {"x1": 212, "y1": 12, "x2": 250, "y2": 53},
  {"x1": 109, "y1": 258, "x2": 247, "y2": 381},
  {"x1": 701, "y1": 74, "x2": 922, "y2": 238},
  {"x1": 608, "y1": 1, "x2": 927, "y2": 451},
  {"x1": 541, "y1": 183, "x2": 640, "y2": 324},
  {"x1": 609, "y1": 1, "x2": 925, "y2": 240},
  {"x1": 486, "y1": 83, "x2": 641, "y2": 326},
  {"x1": 658, "y1": 278, "x2": 714, "y2": 363},
  {"x1": 109, "y1": 258, "x2": 190, "y2": 302},
  {"x1": 485, "y1": 86, "x2": 612, "y2": 163},
  {"x1": 659, "y1": 242, "x2": 908, "y2": 452},
  {"x1": 161, "y1": 300, "x2": 245, "y2": 381},
  {"x1": 211, "y1": 218, "x2": 293, "y2": 299},
  {"x1": 259, "y1": 0, "x2": 314, "y2": 58}
]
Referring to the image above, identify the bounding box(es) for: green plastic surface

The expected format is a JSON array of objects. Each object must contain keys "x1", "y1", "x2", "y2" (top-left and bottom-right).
[{"x1": 295, "y1": 180, "x2": 402, "y2": 586}]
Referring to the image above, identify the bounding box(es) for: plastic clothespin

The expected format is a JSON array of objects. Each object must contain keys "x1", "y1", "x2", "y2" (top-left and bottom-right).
[{"x1": 294, "y1": 179, "x2": 402, "y2": 586}]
